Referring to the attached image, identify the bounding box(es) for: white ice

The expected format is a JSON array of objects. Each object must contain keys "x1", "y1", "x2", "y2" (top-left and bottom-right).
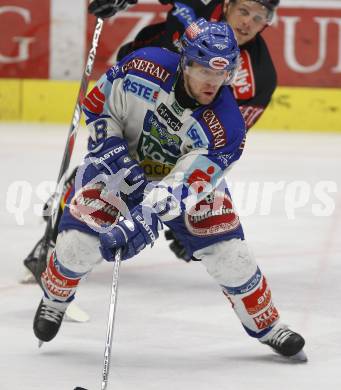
[{"x1": 1, "y1": 123, "x2": 341, "y2": 390}]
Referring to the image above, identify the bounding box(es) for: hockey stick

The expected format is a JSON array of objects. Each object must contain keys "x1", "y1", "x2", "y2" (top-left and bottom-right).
[
  {"x1": 24, "y1": 17, "x2": 104, "y2": 284},
  {"x1": 74, "y1": 248, "x2": 122, "y2": 390},
  {"x1": 100, "y1": 248, "x2": 122, "y2": 390}
]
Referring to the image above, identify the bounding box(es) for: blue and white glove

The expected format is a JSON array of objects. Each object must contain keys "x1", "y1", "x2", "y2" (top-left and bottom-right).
[
  {"x1": 99, "y1": 205, "x2": 163, "y2": 261},
  {"x1": 82, "y1": 136, "x2": 147, "y2": 206}
]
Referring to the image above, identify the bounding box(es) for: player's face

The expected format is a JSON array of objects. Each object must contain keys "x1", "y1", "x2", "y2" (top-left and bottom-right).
[
  {"x1": 183, "y1": 62, "x2": 229, "y2": 105},
  {"x1": 224, "y1": 0, "x2": 271, "y2": 46}
]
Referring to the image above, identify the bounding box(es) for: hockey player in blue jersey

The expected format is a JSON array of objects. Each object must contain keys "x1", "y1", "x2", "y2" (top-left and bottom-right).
[
  {"x1": 33, "y1": 18, "x2": 306, "y2": 361},
  {"x1": 23, "y1": 0, "x2": 281, "y2": 276}
]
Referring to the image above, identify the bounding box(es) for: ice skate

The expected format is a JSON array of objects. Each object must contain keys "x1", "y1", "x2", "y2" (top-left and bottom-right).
[
  {"x1": 33, "y1": 297, "x2": 67, "y2": 344},
  {"x1": 260, "y1": 324, "x2": 307, "y2": 362}
]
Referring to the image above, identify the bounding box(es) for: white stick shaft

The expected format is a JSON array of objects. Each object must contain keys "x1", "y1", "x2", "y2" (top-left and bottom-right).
[{"x1": 101, "y1": 249, "x2": 122, "y2": 390}]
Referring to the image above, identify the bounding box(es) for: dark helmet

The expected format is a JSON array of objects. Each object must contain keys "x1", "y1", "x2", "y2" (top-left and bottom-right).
[
  {"x1": 228, "y1": 0, "x2": 280, "y2": 24},
  {"x1": 180, "y1": 18, "x2": 240, "y2": 78},
  {"x1": 252, "y1": 0, "x2": 280, "y2": 24},
  {"x1": 253, "y1": 0, "x2": 280, "y2": 11}
]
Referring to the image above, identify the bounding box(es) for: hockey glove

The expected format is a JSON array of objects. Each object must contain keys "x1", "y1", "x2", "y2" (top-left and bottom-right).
[
  {"x1": 164, "y1": 229, "x2": 191, "y2": 262},
  {"x1": 82, "y1": 136, "x2": 147, "y2": 206},
  {"x1": 99, "y1": 205, "x2": 163, "y2": 260},
  {"x1": 88, "y1": 0, "x2": 137, "y2": 18}
]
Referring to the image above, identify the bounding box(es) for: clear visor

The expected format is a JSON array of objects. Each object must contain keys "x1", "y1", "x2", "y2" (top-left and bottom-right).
[{"x1": 183, "y1": 65, "x2": 232, "y2": 85}]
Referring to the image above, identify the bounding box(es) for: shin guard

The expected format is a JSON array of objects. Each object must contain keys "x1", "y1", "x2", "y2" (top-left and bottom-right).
[
  {"x1": 41, "y1": 251, "x2": 85, "y2": 303},
  {"x1": 222, "y1": 268, "x2": 280, "y2": 338}
]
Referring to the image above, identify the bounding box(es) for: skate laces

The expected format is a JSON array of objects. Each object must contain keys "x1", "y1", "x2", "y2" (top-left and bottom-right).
[
  {"x1": 267, "y1": 327, "x2": 293, "y2": 347},
  {"x1": 40, "y1": 302, "x2": 65, "y2": 324}
]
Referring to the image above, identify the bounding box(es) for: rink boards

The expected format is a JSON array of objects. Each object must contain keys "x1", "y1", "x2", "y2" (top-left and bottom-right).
[
  {"x1": 0, "y1": 0, "x2": 340, "y2": 131},
  {"x1": 0, "y1": 79, "x2": 340, "y2": 132}
]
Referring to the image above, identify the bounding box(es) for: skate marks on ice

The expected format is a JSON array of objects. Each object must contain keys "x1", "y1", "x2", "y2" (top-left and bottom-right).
[{"x1": 1, "y1": 125, "x2": 341, "y2": 389}]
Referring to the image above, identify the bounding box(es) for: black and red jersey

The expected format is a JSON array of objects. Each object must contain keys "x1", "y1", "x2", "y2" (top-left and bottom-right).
[{"x1": 117, "y1": 0, "x2": 277, "y2": 130}]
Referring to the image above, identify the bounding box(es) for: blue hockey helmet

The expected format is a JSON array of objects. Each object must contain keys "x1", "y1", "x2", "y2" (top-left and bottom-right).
[{"x1": 180, "y1": 18, "x2": 240, "y2": 84}]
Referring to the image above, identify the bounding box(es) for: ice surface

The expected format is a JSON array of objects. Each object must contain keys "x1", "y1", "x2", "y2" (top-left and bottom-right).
[{"x1": 1, "y1": 123, "x2": 340, "y2": 390}]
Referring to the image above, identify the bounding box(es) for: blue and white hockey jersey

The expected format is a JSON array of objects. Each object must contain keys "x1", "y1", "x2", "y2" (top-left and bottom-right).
[{"x1": 82, "y1": 47, "x2": 246, "y2": 224}]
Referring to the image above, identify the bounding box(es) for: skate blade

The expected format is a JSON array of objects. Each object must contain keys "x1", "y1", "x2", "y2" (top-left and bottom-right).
[
  {"x1": 288, "y1": 349, "x2": 308, "y2": 362},
  {"x1": 65, "y1": 301, "x2": 90, "y2": 323},
  {"x1": 38, "y1": 340, "x2": 44, "y2": 348}
]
